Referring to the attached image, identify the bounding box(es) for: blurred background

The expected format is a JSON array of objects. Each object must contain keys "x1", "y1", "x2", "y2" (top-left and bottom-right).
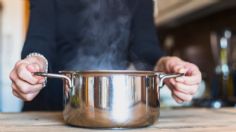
[
  {"x1": 155, "y1": 0, "x2": 236, "y2": 108},
  {"x1": 0, "y1": 0, "x2": 28, "y2": 112},
  {"x1": 0, "y1": 0, "x2": 236, "y2": 112}
]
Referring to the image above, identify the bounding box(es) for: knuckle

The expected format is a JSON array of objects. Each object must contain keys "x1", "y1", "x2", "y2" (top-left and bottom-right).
[
  {"x1": 11, "y1": 83, "x2": 16, "y2": 90},
  {"x1": 15, "y1": 60, "x2": 27, "y2": 68},
  {"x1": 175, "y1": 83, "x2": 182, "y2": 90},
  {"x1": 18, "y1": 70, "x2": 25, "y2": 79},
  {"x1": 24, "y1": 94, "x2": 35, "y2": 101},
  {"x1": 15, "y1": 81, "x2": 31, "y2": 94},
  {"x1": 166, "y1": 59, "x2": 173, "y2": 66},
  {"x1": 18, "y1": 63, "x2": 26, "y2": 71},
  {"x1": 21, "y1": 85, "x2": 31, "y2": 94},
  {"x1": 172, "y1": 89, "x2": 179, "y2": 95},
  {"x1": 15, "y1": 61, "x2": 22, "y2": 67},
  {"x1": 14, "y1": 80, "x2": 21, "y2": 87},
  {"x1": 9, "y1": 71, "x2": 15, "y2": 81}
]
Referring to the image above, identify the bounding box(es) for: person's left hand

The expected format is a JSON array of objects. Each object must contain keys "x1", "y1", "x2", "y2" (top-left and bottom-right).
[{"x1": 155, "y1": 56, "x2": 202, "y2": 103}]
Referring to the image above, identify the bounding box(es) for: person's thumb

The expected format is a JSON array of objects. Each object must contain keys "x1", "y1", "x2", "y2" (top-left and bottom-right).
[{"x1": 26, "y1": 63, "x2": 45, "y2": 82}]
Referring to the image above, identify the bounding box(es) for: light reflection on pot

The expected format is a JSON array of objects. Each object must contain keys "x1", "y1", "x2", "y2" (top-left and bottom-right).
[{"x1": 35, "y1": 70, "x2": 184, "y2": 128}]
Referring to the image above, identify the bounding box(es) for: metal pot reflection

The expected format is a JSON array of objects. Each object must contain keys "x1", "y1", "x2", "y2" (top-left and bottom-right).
[{"x1": 35, "y1": 70, "x2": 183, "y2": 128}]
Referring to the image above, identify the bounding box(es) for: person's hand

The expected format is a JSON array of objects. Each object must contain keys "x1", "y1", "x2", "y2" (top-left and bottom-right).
[
  {"x1": 155, "y1": 56, "x2": 202, "y2": 103},
  {"x1": 9, "y1": 56, "x2": 47, "y2": 101}
]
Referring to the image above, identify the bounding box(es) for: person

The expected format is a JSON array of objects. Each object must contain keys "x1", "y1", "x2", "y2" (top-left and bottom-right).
[{"x1": 9, "y1": 0, "x2": 201, "y2": 111}]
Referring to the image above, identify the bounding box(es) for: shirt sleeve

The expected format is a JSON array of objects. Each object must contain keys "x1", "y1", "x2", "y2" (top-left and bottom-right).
[
  {"x1": 129, "y1": 0, "x2": 165, "y2": 70},
  {"x1": 21, "y1": 0, "x2": 56, "y2": 71}
]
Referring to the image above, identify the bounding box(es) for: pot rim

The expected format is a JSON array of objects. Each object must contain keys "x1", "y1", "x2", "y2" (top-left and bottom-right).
[{"x1": 59, "y1": 70, "x2": 157, "y2": 75}]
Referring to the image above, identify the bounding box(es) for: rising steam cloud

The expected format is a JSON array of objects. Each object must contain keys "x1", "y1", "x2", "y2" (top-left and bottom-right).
[{"x1": 64, "y1": 0, "x2": 132, "y2": 70}]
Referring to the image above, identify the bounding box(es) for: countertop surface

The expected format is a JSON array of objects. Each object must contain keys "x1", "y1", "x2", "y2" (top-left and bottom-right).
[{"x1": 0, "y1": 108, "x2": 236, "y2": 132}]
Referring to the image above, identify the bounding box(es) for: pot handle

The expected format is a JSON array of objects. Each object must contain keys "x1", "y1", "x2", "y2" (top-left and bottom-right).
[
  {"x1": 34, "y1": 72, "x2": 73, "y2": 88},
  {"x1": 155, "y1": 72, "x2": 185, "y2": 88}
]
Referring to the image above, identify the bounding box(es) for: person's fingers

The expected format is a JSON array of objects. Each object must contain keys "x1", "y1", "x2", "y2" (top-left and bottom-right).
[
  {"x1": 12, "y1": 88, "x2": 21, "y2": 99},
  {"x1": 171, "y1": 81, "x2": 199, "y2": 95},
  {"x1": 173, "y1": 63, "x2": 201, "y2": 85},
  {"x1": 13, "y1": 79, "x2": 44, "y2": 94},
  {"x1": 156, "y1": 57, "x2": 201, "y2": 103},
  {"x1": 9, "y1": 69, "x2": 17, "y2": 82},
  {"x1": 17, "y1": 91, "x2": 38, "y2": 101},
  {"x1": 16, "y1": 63, "x2": 40, "y2": 85},
  {"x1": 15, "y1": 60, "x2": 28, "y2": 68},
  {"x1": 165, "y1": 78, "x2": 195, "y2": 103},
  {"x1": 10, "y1": 59, "x2": 47, "y2": 101},
  {"x1": 172, "y1": 89, "x2": 193, "y2": 102},
  {"x1": 156, "y1": 57, "x2": 177, "y2": 72},
  {"x1": 16, "y1": 62, "x2": 46, "y2": 85},
  {"x1": 26, "y1": 63, "x2": 40, "y2": 72},
  {"x1": 166, "y1": 80, "x2": 185, "y2": 103},
  {"x1": 10, "y1": 60, "x2": 25, "y2": 82},
  {"x1": 12, "y1": 83, "x2": 40, "y2": 101},
  {"x1": 172, "y1": 65, "x2": 183, "y2": 73},
  {"x1": 184, "y1": 62, "x2": 202, "y2": 76},
  {"x1": 25, "y1": 56, "x2": 46, "y2": 70},
  {"x1": 170, "y1": 78, "x2": 197, "y2": 92},
  {"x1": 164, "y1": 78, "x2": 175, "y2": 88},
  {"x1": 172, "y1": 93, "x2": 184, "y2": 103},
  {"x1": 155, "y1": 58, "x2": 166, "y2": 72},
  {"x1": 26, "y1": 63, "x2": 45, "y2": 81},
  {"x1": 12, "y1": 83, "x2": 26, "y2": 100},
  {"x1": 175, "y1": 72, "x2": 201, "y2": 85},
  {"x1": 169, "y1": 64, "x2": 187, "y2": 74},
  {"x1": 165, "y1": 57, "x2": 183, "y2": 73}
]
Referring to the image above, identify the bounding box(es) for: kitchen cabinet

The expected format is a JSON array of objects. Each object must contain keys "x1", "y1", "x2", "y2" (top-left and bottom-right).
[
  {"x1": 155, "y1": 0, "x2": 236, "y2": 27},
  {"x1": 0, "y1": 108, "x2": 236, "y2": 132}
]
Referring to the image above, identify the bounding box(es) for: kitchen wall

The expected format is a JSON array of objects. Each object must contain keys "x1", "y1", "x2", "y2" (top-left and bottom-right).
[{"x1": 0, "y1": 0, "x2": 25, "y2": 112}]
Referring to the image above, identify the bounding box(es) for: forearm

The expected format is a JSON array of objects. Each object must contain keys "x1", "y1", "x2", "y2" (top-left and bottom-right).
[{"x1": 129, "y1": 0, "x2": 165, "y2": 70}]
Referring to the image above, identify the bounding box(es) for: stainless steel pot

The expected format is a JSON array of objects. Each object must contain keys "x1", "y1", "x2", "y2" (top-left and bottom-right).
[{"x1": 35, "y1": 70, "x2": 183, "y2": 128}]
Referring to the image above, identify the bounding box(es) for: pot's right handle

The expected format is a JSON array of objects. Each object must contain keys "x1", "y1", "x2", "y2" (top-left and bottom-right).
[
  {"x1": 34, "y1": 72, "x2": 73, "y2": 88},
  {"x1": 155, "y1": 72, "x2": 185, "y2": 88}
]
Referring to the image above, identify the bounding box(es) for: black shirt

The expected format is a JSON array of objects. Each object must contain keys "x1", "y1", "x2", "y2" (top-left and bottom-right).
[{"x1": 21, "y1": 0, "x2": 164, "y2": 111}]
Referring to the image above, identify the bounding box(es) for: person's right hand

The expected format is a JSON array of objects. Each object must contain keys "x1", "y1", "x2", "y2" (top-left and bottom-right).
[{"x1": 9, "y1": 56, "x2": 47, "y2": 101}]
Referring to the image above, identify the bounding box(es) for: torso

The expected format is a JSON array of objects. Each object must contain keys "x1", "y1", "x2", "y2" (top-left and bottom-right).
[{"x1": 54, "y1": 0, "x2": 133, "y2": 70}]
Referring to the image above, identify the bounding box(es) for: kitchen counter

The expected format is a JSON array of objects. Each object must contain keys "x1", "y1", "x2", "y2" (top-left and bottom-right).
[{"x1": 0, "y1": 108, "x2": 236, "y2": 132}]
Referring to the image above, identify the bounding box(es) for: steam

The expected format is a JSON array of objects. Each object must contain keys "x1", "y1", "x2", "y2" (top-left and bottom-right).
[{"x1": 64, "y1": 0, "x2": 132, "y2": 70}]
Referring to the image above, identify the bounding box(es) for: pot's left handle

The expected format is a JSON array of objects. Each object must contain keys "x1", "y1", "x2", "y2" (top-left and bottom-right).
[
  {"x1": 34, "y1": 72, "x2": 73, "y2": 88},
  {"x1": 155, "y1": 72, "x2": 185, "y2": 88}
]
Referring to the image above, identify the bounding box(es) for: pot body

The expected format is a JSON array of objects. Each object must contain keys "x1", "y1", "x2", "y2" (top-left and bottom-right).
[{"x1": 61, "y1": 71, "x2": 160, "y2": 128}]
